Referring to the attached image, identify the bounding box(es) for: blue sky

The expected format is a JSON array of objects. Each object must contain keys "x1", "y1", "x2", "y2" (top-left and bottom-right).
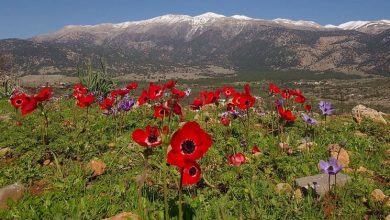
[{"x1": 0, "y1": 0, "x2": 389, "y2": 39}]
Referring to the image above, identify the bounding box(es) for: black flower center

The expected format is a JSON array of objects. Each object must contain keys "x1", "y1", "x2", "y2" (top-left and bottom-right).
[
  {"x1": 244, "y1": 100, "x2": 250, "y2": 106},
  {"x1": 328, "y1": 165, "x2": 334, "y2": 171},
  {"x1": 159, "y1": 110, "x2": 165, "y2": 115},
  {"x1": 189, "y1": 166, "x2": 197, "y2": 176},
  {"x1": 181, "y1": 139, "x2": 196, "y2": 154},
  {"x1": 226, "y1": 91, "x2": 231, "y2": 95},
  {"x1": 16, "y1": 99, "x2": 22, "y2": 105},
  {"x1": 148, "y1": 134, "x2": 158, "y2": 143}
]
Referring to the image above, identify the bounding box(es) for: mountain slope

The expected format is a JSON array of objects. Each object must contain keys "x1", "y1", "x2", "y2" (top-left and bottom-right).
[{"x1": 1, "y1": 13, "x2": 389, "y2": 77}]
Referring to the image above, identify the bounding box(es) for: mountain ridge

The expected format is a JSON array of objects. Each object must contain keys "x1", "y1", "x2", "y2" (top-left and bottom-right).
[{"x1": 1, "y1": 12, "x2": 389, "y2": 78}]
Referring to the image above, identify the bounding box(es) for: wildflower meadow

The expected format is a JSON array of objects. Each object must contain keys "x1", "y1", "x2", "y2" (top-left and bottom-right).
[{"x1": 0, "y1": 80, "x2": 389, "y2": 219}]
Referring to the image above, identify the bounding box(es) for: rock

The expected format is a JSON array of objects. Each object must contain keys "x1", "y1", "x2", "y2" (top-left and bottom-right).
[
  {"x1": 370, "y1": 189, "x2": 387, "y2": 202},
  {"x1": 352, "y1": 105, "x2": 387, "y2": 125},
  {"x1": 386, "y1": 214, "x2": 390, "y2": 220},
  {"x1": 0, "y1": 183, "x2": 25, "y2": 209},
  {"x1": 328, "y1": 144, "x2": 350, "y2": 167},
  {"x1": 104, "y1": 212, "x2": 139, "y2": 220},
  {"x1": 275, "y1": 183, "x2": 293, "y2": 194},
  {"x1": 0, "y1": 147, "x2": 11, "y2": 157},
  {"x1": 108, "y1": 142, "x2": 116, "y2": 150},
  {"x1": 279, "y1": 143, "x2": 289, "y2": 150},
  {"x1": 297, "y1": 142, "x2": 316, "y2": 152},
  {"x1": 293, "y1": 188, "x2": 303, "y2": 201},
  {"x1": 385, "y1": 199, "x2": 390, "y2": 208},
  {"x1": 356, "y1": 166, "x2": 375, "y2": 176},
  {"x1": 295, "y1": 173, "x2": 351, "y2": 197},
  {"x1": 43, "y1": 159, "x2": 51, "y2": 166},
  {"x1": 89, "y1": 159, "x2": 106, "y2": 177}
]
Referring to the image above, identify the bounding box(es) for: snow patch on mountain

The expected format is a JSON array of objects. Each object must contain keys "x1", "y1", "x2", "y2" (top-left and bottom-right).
[{"x1": 273, "y1": 18, "x2": 322, "y2": 28}]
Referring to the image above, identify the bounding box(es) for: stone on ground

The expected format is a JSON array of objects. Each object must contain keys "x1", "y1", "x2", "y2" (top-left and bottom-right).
[
  {"x1": 295, "y1": 173, "x2": 351, "y2": 197},
  {"x1": 328, "y1": 144, "x2": 350, "y2": 167},
  {"x1": 352, "y1": 104, "x2": 387, "y2": 125},
  {"x1": 104, "y1": 212, "x2": 139, "y2": 220},
  {"x1": 0, "y1": 183, "x2": 25, "y2": 209},
  {"x1": 370, "y1": 189, "x2": 387, "y2": 202},
  {"x1": 275, "y1": 183, "x2": 293, "y2": 194}
]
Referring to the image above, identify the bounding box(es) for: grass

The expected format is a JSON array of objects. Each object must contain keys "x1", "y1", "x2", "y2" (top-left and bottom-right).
[{"x1": 0, "y1": 88, "x2": 389, "y2": 219}]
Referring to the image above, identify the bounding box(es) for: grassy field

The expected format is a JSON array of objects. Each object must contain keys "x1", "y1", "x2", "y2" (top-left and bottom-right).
[{"x1": 0, "y1": 81, "x2": 389, "y2": 219}]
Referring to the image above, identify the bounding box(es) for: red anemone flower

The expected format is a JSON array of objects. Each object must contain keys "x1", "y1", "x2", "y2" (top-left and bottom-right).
[
  {"x1": 244, "y1": 84, "x2": 251, "y2": 95},
  {"x1": 126, "y1": 82, "x2": 138, "y2": 90},
  {"x1": 226, "y1": 103, "x2": 235, "y2": 112},
  {"x1": 154, "y1": 105, "x2": 170, "y2": 118},
  {"x1": 73, "y1": 84, "x2": 87, "y2": 98},
  {"x1": 252, "y1": 146, "x2": 261, "y2": 154},
  {"x1": 181, "y1": 160, "x2": 201, "y2": 185},
  {"x1": 232, "y1": 93, "x2": 256, "y2": 110},
  {"x1": 10, "y1": 93, "x2": 29, "y2": 109},
  {"x1": 294, "y1": 94, "x2": 306, "y2": 104},
  {"x1": 171, "y1": 88, "x2": 186, "y2": 99},
  {"x1": 304, "y1": 104, "x2": 312, "y2": 112},
  {"x1": 167, "y1": 122, "x2": 212, "y2": 167},
  {"x1": 281, "y1": 90, "x2": 291, "y2": 100},
  {"x1": 132, "y1": 125, "x2": 162, "y2": 147},
  {"x1": 289, "y1": 89, "x2": 302, "y2": 96},
  {"x1": 164, "y1": 80, "x2": 177, "y2": 89},
  {"x1": 77, "y1": 94, "x2": 95, "y2": 108},
  {"x1": 35, "y1": 87, "x2": 53, "y2": 102},
  {"x1": 220, "y1": 116, "x2": 230, "y2": 126},
  {"x1": 147, "y1": 83, "x2": 164, "y2": 100},
  {"x1": 201, "y1": 91, "x2": 220, "y2": 105},
  {"x1": 190, "y1": 97, "x2": 203, "y2": 110},
  {"x1": 99, "y1": 97, "x2": 115, "y2": 110},
  {"x1": 269, "y1": 83, "x2": 281, "y2": 94},
  {"x1": 21, "y1": 96, "x2": 38, "y2": 115},
  {"x1": 137, "y1": 90, "x2": 149, "y2": 105},
  {"x1": 277, "y1": 106, "x2": 296, "y2": 121},
  {"x1": 111, "y1": 89, "x2": 129, "y2": 99},
  {"x1": 223, "y1": 86, "x2": 235, "y2": 97},
  {"x1": 228, "y1": 153, "x2": 246, "y2": 166},
  {"x1": 172, "y1": 103, "x2": 183, "y2": 117}
]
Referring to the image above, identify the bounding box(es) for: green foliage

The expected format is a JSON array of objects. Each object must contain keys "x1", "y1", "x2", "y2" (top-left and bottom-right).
[{"x1": 77, "y1": 58, "x2": 115, "y2": 96}]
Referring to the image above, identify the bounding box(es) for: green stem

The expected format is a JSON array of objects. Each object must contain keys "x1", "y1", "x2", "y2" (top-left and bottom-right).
[
  {"x1": 178, "y1": 168, "x2": 183, "y2": 220},
  {"x1": 162, "y1": 145, "x2": 170, "y2": 220},
  {"x1": 246, "y1": 108, "x2": 250, "y2": 143}
]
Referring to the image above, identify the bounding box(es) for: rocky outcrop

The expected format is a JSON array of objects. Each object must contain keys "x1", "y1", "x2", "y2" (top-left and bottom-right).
[{"x1": 352, "y1": 105, "x2": 387, "y2": 125}]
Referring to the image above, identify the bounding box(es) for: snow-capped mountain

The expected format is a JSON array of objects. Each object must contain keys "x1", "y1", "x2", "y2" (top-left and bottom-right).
[
  {"x1": 38, "y1": 12, "x2": 390, "y2": 35},
  {"x1": 1, "y1": 12, "x2": 389, "y2": 77}
]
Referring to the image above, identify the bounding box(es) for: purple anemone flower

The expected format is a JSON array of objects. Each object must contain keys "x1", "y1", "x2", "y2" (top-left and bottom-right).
[
  {"x1": 319, "y1": 101, "x2": 334, "y2": 116},
  {"x1": 118, "y1": 99, "x2": 135, "y2": 112},
  {"x1": 302, "y1": 114, "x2": 318, "y2": 125},
  {"x1": 319, "y1": 158, "x2": 343, "y2": 175}
]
